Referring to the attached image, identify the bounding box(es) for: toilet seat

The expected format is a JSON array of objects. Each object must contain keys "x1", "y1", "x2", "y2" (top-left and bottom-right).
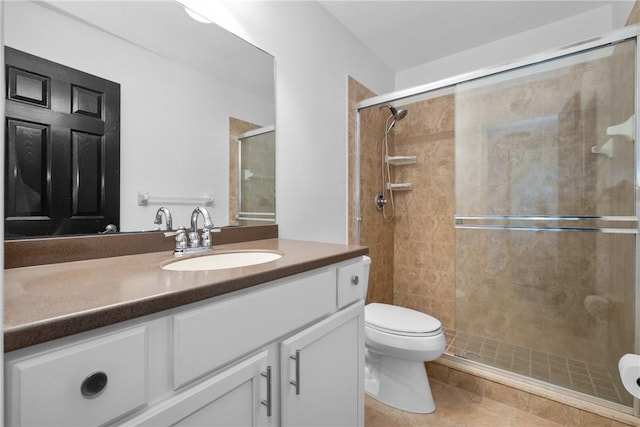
[{"x1": 365, "y1": 303, "x2": 442, "y2": 337}]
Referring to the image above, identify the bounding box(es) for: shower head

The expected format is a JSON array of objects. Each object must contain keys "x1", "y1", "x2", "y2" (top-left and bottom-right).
[
  {"x1": 397, "y1": 108, "x2": 408, "y2": 120},
  {"x1": 389, "y1": 106, "x2": 408, "y2": 120},
  {"x1": 383, "y1": 104, "x2": 408, "y2": 133}
]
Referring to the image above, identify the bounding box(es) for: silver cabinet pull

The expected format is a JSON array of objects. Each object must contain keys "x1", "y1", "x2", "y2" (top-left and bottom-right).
[
  {"x1": 289, "y1": 350, "x2": 301, "y2": 395},
  {"x1": 260, "y1": 366, "x2": 272, "y2": 417}
]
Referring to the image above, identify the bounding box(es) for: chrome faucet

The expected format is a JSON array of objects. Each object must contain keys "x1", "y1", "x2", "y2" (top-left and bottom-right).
[
  {"x1": 154, "y1": 207, "x2": 173, "y2": 231},
  {"x1": 165, "y1": 207, "x2": 217, "y2": 256},
  {"x1": 189, "y1": 207, "x2": 214, "y2": 250}
]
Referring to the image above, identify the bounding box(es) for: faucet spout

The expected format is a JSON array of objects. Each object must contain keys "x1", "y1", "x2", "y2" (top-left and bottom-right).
[
  {"x1": 191, "y1": 206, "x2": 213, "y2": 232},
  {"x1": 154, "y1": 207, "x2": 173, "y2": 231}
]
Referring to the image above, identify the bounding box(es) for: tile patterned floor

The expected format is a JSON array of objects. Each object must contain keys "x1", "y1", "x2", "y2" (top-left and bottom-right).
[
  {"x1": 365, "y1": 381, "x2": 564, "y2": 427},
  {"x1": 448, "y1": 330, "x2": 629, "y2": 406}
]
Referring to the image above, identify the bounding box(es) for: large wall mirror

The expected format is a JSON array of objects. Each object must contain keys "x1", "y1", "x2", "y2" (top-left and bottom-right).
[{"x1": 3, "y1": 0, "x2": 275, "y2": 239}]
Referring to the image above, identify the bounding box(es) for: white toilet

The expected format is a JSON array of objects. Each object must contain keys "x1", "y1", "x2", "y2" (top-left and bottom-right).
[{"x1": 364, "y1": 303, "x2": 446, "y2": 413}]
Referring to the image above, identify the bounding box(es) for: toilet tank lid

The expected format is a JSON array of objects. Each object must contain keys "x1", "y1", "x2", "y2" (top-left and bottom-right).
[{"x1": 365, "y1": 303, "x2": 442, "y2": 334}]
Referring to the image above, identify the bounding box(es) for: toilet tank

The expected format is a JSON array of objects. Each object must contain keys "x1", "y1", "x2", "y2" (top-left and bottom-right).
[{"x1": 337, "y1": 255, "x2": 371, "y2": 308}]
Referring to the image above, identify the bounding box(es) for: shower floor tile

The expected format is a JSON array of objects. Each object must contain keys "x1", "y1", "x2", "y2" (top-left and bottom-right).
[{"x1": 445, "y1": 329, "x2": 629, "y2": 406}]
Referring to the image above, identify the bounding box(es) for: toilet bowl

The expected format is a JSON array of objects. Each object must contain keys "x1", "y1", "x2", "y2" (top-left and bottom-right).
[{"x1": 364, "y1": 303, "x2": 446, "y2": 413}]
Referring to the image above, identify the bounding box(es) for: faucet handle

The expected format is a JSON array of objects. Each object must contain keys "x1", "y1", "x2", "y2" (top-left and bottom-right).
[
  {"x1": 165, "y1": 226, "x2": 188, "y2": 256},
  {"x1": 201, "y1": 228, "x2": 211, "y2": 248},
  {"x1": 188, "y1": 230, "x2": 200, "y2": 248},
  {"x1": 201, "y1": 226, "x2": 222, "y2": 249}
]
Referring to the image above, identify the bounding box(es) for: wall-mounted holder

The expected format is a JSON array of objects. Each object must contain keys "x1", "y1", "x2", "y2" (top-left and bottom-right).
[
  {"x1": 591, "y1": 139, "x2": 614, "y2": 158},
  {"x1": 607, "y1": 114, "x2": 635, "y2": 142},
  {"x1": 387, "y1": 183, "x2": 412, "y2": 191},
  {"x1": 592, "y1": 115, "x2": 636, "y2": 159},
  {"x1": 386, "y1": 155, "x2": 417, "y2": 166},
  {"x1": 137, "y1": 191, "x2": 214, "y2": 206}
]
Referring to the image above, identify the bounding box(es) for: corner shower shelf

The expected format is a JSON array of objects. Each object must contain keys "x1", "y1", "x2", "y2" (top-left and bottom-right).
[
  {"x1": 387, "y1": 183, "x2": 413, "y2": 191},
  {"x1": 386, "y1": 155, "x2": 417, "y2": 166}
]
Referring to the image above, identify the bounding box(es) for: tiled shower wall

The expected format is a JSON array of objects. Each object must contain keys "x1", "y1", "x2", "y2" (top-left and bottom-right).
[
  {"x1": 391, "y1": 95, "x2": 456, "y2": 330},
  {"x1": 348, "y1": 77, "x2": 394, "y2": 305},
  {"x1": 348, "y1": 77, "x2": 455, "y2": 315}
]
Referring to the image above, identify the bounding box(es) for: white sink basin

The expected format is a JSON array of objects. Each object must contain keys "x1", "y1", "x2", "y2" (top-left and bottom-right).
[{"x1": 162, "y1": 251, "x2": 283, "y2": 271}]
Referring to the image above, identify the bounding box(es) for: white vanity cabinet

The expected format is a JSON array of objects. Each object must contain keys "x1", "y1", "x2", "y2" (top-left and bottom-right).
[{"x1": 4, "y1": 255, "x2": 370, "y2": 427}]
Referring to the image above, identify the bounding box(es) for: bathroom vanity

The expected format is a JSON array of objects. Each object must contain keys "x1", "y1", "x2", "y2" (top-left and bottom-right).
[{"x1": 4, "y1": 236, "x2": 369, "y2": 426}]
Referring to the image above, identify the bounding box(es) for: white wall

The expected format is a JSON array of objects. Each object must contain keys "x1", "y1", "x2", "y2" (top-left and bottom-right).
[
  {"x1": 396, "y1": 5, "x2": 625, "y2": 90},
  {"x1": 214, "y1": 1, "x2": 396, "y2": 243},
  {"x1": 4, "y1": 1, "x2": 274, "y2": 232}
]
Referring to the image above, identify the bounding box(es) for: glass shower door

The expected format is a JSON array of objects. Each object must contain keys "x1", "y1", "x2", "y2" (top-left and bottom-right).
[
  {"x1": 454, "y1": 39, "x2": 636, "y2": 407},
  {"x1": 236, "y1": 127, "x2": 276, "y2": 226}
]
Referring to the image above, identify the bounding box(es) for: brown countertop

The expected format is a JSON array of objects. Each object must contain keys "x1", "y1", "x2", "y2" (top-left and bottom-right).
[{"x1": 4, "y1": 238, "x2": 368, "y2": 352}]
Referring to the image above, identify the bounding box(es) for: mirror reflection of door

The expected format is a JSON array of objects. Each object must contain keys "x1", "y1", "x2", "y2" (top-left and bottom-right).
[
  {"x1": 228, "y1": 118, "x2": 275, "y2": 226},
  {"x1": 237, "y1": 127, "x2": 275, "y2": 225},
  {"x1": 5, "y1": 47, "x2": 120, "y2": 238}
]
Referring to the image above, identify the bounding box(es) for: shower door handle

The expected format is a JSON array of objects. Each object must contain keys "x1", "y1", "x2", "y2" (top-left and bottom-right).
[{"x1": 289, "y1": 349, "x2": 300, "y2": 395}]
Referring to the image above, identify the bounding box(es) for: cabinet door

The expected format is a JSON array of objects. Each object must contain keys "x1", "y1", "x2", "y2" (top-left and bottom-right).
[
  {"x1": 122, "y1": 351, "x2": 271, "y2": 427},
  {"x1": 281, "y1": 303, "x2": 364, "y2": 427}
]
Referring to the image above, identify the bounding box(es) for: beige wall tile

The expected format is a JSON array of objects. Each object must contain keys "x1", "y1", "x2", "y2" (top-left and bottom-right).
[
  {"x1": 448, "y1": 368, "x2": 487, "y2": 397},
  {"x1": 484, "y1": 381, "x2": 530, "y2": 413},
  {"x1": 529, "y1": 394, "x2": 581, "y2": 427},
  {"x1": 426, "y1": 362, "x2": 449, "y2": 383},
  {"x1": 580, "y1": 410, "x2": 637, "y2": 427}
]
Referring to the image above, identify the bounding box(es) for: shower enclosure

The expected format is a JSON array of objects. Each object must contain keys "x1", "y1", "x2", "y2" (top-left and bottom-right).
[
  {"x1": 354, "y1": 27, "x2": 638, "y2": 415},
  {"x1": 232, "y1": 126, "x2": 275, "y2": 226}
]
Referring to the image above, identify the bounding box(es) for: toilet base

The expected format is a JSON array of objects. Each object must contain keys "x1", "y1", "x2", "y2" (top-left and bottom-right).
[{"x1": 364, "y1": 351, "x2": 436, "y2": 413}]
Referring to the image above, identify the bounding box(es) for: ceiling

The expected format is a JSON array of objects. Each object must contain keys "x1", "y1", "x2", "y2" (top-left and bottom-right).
[{"x1": 319, "y1": 1, "x2": 635, "y2": 73}]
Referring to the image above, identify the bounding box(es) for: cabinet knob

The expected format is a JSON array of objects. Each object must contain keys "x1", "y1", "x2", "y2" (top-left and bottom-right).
[
  {"x1": 81, "y1": 371, "x2": 108, "y2": 399},
  {"x1": 351, "y1": 275, "x2": 360, "y2": 285}
]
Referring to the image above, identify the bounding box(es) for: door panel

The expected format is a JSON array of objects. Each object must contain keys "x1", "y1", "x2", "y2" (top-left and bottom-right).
[
  {"x1": 4, "y1": 46, "x2": 120, "y2": 237},
  {"x1": 71, "y1": 131, "x2": 104, "y2": 216},
  {"x1": 7, "y1": 66, "x2": 50, "y2": 107},
  {"x1": 6, "y1": 119, "x2": 50, "y2": 217}
]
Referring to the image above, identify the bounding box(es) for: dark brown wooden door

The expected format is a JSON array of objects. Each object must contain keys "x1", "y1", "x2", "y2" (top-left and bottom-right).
[{"x1": 5, "y1": 47, "x2": 120, "y2": 238}]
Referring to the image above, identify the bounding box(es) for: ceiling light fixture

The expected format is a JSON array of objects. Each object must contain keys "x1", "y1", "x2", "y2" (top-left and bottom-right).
[{"x1": 175, "y1": 1, "x2": 212, "y2": 24}]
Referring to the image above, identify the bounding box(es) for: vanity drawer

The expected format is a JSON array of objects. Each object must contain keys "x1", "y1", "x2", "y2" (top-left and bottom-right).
[
  {"x1": 6, "y1": 326, "x2": 148, "y2": 427},
  {"x1": 337, "y1": 256, "x2": 371, "y2": 309},
  {"x1": 173, "y1": 268, "x2": 336, "y2": 388}
]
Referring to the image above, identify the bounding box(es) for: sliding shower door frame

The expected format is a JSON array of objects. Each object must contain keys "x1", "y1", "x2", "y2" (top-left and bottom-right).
[{"x1": 354, "y1": 25, "x2": 640, "y2": 417}]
